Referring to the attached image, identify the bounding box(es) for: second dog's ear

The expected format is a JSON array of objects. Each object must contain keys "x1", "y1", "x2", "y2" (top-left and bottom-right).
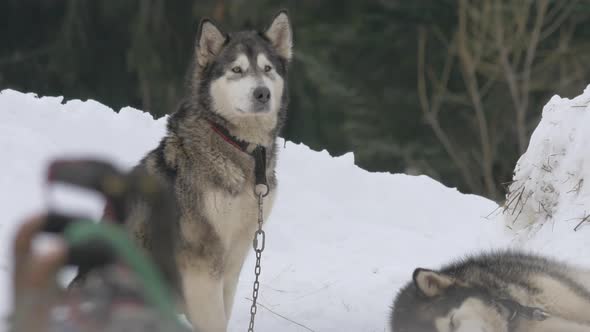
[
  {"x1": 196, "y1": 19, "x2": 227, "y2": 66},
  {"x1": 413, "y1": 268, "x2": 455, "y2": 297},
  {"x1": 264, "y1": 10, "x2": 293, "y2": 62}
]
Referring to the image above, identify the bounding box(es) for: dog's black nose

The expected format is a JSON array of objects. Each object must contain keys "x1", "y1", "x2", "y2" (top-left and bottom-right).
[{"x1": 253, "y1": 86, "x2": 271, "y2": 104}]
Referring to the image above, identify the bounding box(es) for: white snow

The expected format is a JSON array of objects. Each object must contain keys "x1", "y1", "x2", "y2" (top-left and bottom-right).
[
  {"x1": 506, "y1": 86, "x2": 590, "y2": 266},
  {"x1": 0, "y1": 87, "x2": 588, "y2": 331}
]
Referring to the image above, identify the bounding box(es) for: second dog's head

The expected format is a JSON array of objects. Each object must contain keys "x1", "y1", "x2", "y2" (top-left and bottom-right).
[{"x1": 193, "y1": 11, "x2": 292, "y2": 145}]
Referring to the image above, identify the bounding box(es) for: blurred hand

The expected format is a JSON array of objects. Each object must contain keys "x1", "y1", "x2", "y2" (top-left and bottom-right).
[{"x1": 11, "y1": 216, "x2": 66, "y2": 332}]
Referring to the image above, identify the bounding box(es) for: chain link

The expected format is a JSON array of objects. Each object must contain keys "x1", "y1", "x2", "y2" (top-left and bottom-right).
[{"x1": 248, "y1": 190, "x2": 266, "y2": 332}]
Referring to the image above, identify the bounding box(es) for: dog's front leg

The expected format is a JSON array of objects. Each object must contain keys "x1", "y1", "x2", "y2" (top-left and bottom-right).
[
  {"x1": 223, "y1": 268, "x2": 242, "y2": 319},
  {"x1": 182, "y1": 269, "x2": 227, "y2": 332}
]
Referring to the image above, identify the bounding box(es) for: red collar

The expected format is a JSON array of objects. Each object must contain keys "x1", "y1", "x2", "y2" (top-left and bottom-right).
[
  {"x1": 208, "y1": 120, "x2": 250, "y2": 152},
  {"x1": 207, "y1": 120, "x2": 269, "y2": 191}
]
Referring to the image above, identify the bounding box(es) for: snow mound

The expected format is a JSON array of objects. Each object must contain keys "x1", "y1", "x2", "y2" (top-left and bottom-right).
[{"x1": 506, "y1": 85, "x2": 590, "y2": 263}]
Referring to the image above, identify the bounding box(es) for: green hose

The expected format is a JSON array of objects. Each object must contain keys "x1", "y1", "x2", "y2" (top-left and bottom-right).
[{"x1": 64, "y1": 221, "x2": 182, "y2": 327}]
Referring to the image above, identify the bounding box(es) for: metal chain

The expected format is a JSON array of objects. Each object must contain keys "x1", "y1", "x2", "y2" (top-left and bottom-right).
[{"x1": 248, "y1": 191, "x2": 266, "y2": 332}]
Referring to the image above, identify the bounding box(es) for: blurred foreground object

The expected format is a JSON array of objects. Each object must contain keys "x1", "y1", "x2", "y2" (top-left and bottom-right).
[{"x1": 9, "y1": 159, "x2": 189, "y2": 332}]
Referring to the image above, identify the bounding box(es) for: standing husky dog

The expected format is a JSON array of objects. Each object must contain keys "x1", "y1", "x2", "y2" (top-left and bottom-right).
[
  {"x1": 391, "y1": 251, "x2": 590, "y2": 332},
  {"x1": 127, "y1": 11, "x2": 293, "y2": 332}
]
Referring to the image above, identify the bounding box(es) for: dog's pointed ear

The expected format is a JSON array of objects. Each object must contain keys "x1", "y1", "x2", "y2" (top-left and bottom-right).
[
  {"x1": 196, "y1": 19, "x2": 227, "y2": 67},
  {"x1": 413, "y1": 268, "x2": 455, "y2": 297},
  {"x1": 264, "y1": 10, "x2": 293, "y2": 62}
]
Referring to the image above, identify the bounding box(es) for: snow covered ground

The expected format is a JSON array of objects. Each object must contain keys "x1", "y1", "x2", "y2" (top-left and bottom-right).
[
  {"x1": 506, "y1": 86, "x2": 590, "y2": 267},
  {"x1": 0, "y1": 87, "x2": 588, "y2": 331}
]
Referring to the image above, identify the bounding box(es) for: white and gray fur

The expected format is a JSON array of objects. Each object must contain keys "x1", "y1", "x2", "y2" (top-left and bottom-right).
[
  {"x1": 391, "y1": 250, "x2": 590, "y2": 332},
  {"x1": 126, "y1": 11, "x2": 293, "y2": 332}
]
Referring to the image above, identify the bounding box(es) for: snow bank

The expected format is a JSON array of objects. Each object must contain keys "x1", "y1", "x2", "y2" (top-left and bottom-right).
[
  {"x1": 506, "y1": 86, "x2": 590, "y2": 266},
  {"x1": 0, "y1": 87, "x2": 587, "y2": 331}
]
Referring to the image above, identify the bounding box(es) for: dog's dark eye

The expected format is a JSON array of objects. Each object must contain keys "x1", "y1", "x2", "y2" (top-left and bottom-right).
[
  {"x1": 231, "y1": 67, "x2": 242, "y2": 74},
  {"x1": 264, "y1": 65, "x2": 272, "y2": 72}
]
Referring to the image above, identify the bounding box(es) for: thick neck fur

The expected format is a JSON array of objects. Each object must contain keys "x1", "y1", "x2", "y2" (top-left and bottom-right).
[
  {"x1": 222, "y1": 113, "x2": 277, "y2": 147},
  {"x1": 163, "y1": 100, "x2": 278, "y2": 193},
  {"x1": 173, "y1": 98, "x2": 279, "y2": 151}
]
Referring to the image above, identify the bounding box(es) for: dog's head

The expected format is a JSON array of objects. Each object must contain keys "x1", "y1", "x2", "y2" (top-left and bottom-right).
[
  {"x1": 391, "y1": 269, "x2": 511, "y2": 332},
  {"x1": 193, "y1": 11, "x2": 292, "y2": 144}
]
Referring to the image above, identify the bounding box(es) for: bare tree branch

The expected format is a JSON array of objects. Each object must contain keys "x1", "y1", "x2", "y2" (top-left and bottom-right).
[
  {"x1": 417, "y1": 0, "x2": 586, "y2": 199},
  {"x1": 418, "y1": 27, "x2": 479, "y2": 191},
  {"x1": 518, "y1": 0, "x2": 549, "y2": 153},
  {"x1": 457, "y1": 0, "x2": 496, "y2": 197}
]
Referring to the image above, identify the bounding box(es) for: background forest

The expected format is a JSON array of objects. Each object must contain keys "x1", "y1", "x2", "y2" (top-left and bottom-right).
[{"x1": 2, "y1": 0, "x2": 590, "y2": 200}]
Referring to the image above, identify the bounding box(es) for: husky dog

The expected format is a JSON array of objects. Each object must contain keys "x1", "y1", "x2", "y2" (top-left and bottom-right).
[
  {"x1": 124, "y1": 11, "x2": 292, "y2": 332},
  {"x1": 391, "y1": 251, "x2": 590, "y2": 332}
]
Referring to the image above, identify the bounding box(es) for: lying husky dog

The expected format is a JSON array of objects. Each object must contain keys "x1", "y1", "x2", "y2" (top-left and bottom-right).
[
  {"x1": 391, "y1": 250, "x2": 590, "y2": 332},
  {"x1": 126, "y1": 11, "x2": 292, "y2": 332}
]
